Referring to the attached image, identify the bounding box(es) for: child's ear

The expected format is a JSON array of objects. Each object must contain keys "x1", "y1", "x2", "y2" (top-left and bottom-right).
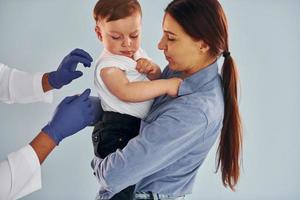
[{"x1": 95, "y1": 26, "x2": 103, "y2": 41}]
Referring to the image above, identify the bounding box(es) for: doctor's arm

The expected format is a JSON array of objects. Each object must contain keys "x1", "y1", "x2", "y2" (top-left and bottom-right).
[
  {"x1": 31, "y1": 88, "x2": 95, "y2": 161},
  {"x1": 0, "y1": 89, "x2": 102, "y2": 199},
  {"x1": 0, "y1": 49, "x2": 93, "y2": 104}
]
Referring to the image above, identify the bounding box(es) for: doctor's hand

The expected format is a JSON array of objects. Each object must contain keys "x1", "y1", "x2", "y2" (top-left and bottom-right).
[
  {"x1": 88, "y1": 96, "x2": 103, "y2": 126},
  {"x1": 48, "y1": 49, "x2": 93, "y2": 89},
  {"x1": 42, "y1": 88, "x2": 94, "y2": 145}
]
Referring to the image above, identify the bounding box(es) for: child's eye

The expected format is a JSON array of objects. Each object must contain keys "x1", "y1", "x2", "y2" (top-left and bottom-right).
[
  {"x1": 111, "y1": 36, "x2": 121, "y2": 40},
  {"x1": 130, "y1": 34, "x2": 139, "y2": 39}
]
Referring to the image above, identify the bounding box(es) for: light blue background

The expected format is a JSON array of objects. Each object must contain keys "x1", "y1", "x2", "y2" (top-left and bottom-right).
[{"x1": 1, "y1": 0, "x2": 299, "y2": 199}]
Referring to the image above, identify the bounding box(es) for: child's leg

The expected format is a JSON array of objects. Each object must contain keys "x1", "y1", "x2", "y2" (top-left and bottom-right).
[
  {"x1": 92, "y1": 111, "x2": 140, "y2": 158},
  {"x1": 92, "y1": 111, "x2": 140, "y2": 200}
]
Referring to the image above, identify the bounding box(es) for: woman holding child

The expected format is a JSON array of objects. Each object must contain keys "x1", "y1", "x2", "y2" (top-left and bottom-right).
[{"x1": 91, "y1": 0, "x2": 243, "y2": 199}]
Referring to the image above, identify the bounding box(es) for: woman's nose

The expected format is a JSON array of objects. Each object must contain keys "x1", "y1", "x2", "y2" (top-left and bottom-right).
[{"x1": 158, "y1": 37, "x2": 166, "y2": 50}]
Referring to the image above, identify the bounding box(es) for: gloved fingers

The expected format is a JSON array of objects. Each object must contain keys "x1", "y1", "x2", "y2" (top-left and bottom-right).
[
  {"x1": 87, "y1": 101, "x2": 92, "y2": 108},
  {"x1": 77, "y1": 88, "x2": 91, "y2": 102},
  {"x1": 69, "y1": 71, "x2": 83, "y2": 80},
  {"x1": 81, "y1": 102, "x2": 92, "y2": 114},
  {"x1": 88, "y1": 97, "x2": 103, "y2": 126},
  {"x1": 62, "y1": 95, "x2": 77, "y2": 104},
  {"x1": 68, "y1": 55, "x2": 93, "y2": 68},
  {"x1": 89, "y1": 111, "x2": 95, "y2": 119},
  {"x1": 83, "y1": 102, "x2": 93, "y2": 114},
  {"x1": 83, "y1": 103, "x2": 93, "y2": 113},
  {"x1": 89, "y1": 96, "x2": 101, "y2": 107},
  {"x1": 89, "y1": 116, "x2": 95, "y2": 124},
  {"x1": 70, "y1": 49, "x2": 93, "y2": 63},
  {"x1": 86, "y1": 114, "x2": 95, "y2": 125}
]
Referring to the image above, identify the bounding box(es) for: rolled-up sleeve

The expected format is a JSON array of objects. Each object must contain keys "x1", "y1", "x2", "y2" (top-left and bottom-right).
[
  {"x1": 92, "y1": 103, "x2": 208, "y2": 199},
  {"x1": 0, "y1": 63, "x2": 53, "y2": 104}
]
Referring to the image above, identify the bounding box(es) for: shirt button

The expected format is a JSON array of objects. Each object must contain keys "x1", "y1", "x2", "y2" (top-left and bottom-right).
[
  {"x1": 92, "y1": 135, "x2": 99, "y2": 142},
  {"x1": 118, "y1": 138, "x2": 123, "y2": 142}
]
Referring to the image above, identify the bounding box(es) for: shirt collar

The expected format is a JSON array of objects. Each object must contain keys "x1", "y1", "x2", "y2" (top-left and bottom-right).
[{"x1": 178, "y1": 60, "x2": 219, "y2": 96}]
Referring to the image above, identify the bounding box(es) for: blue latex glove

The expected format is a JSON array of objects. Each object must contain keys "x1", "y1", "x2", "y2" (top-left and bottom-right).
[
  {"x1": 48, "y1": 48, "x2": 93, "y2": 89},
  {"x1": 42, "y1": 88, "x2": 94, "y2": 145},
  {"x1": 88, "y1": 96, "x2": 103, "y2": 126}
]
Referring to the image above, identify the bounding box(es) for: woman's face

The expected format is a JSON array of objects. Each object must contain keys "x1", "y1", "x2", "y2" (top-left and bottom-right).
[{"x1": 158, "y1": 13, "x2": 208, "y2": 74}]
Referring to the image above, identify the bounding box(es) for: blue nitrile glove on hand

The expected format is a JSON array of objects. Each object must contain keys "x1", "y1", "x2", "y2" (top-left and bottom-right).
[
  {"x1": 42, "y1": 88, "x2": 94, "y2": 145},
  {"x1": 48, "y1": 48, "x2": 93, "y2": 89},
  {"x1": 88, "y1": 96, "x2": 103, "y2": 126}
]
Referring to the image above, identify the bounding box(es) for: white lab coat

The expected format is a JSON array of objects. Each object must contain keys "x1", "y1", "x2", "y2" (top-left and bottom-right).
[
  {"x1": 0, "y1": 63, "x2": 53, "y2": 199},
  {"x1": 0, "y1": 63, "x2": 53, "y2": 104}
]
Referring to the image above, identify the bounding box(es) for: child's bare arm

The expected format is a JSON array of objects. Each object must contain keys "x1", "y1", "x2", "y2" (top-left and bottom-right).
[
  {"x1": 100, "y1": 67, "x2": 181, "y2": 103},
  {"x1": 136, "y1": 58, "x2": 162, "y2": 80}
]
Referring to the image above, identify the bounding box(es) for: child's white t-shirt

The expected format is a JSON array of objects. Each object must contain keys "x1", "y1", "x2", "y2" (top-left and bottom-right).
[{"x1": 94, "y1": 48, "x2": 154, "y2": 119}]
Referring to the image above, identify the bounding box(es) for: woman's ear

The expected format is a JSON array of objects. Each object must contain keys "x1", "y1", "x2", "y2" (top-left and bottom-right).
[
  {"x1": 197, "y1": 40, "x2": 210, "y2": 53},
  {"x1": 95, "y1": 26, "x2": 103, "y2": 41}
]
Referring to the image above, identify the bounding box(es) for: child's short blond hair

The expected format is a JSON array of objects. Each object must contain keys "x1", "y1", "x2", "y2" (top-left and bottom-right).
[{"x1": 93, "y1": 0, "x2": 142, "y2": 22}]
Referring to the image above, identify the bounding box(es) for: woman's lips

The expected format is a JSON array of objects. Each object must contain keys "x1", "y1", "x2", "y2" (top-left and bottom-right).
[{"x1": 165, "y1": 56, "x2": 173, "y2": 62}]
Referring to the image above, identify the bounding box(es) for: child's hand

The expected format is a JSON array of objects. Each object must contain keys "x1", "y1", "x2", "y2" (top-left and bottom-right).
[
  {"x1": 136, "y1": 58, "x2": 161, "y2": 77},
  {"x1": 167, "y1": 77, "x2": 183, "y2": 97}
]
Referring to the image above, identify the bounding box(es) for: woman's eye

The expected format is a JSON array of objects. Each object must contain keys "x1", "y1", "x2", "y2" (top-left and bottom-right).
[{"x1": 165, "y1": 34, "x2": 175, "y2": 41}]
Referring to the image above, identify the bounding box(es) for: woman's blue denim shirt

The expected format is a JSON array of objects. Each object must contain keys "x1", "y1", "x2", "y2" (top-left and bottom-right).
[{"x1": 92, "y1": 60, "x2": 224, "y2": 199}]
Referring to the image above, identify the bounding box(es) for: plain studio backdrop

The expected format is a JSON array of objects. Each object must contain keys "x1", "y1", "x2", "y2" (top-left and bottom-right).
[{"x1": 0, "y1": 0, "x2": 299, "y2": 199}]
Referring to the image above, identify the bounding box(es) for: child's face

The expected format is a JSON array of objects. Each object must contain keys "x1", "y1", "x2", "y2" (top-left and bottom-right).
[{"x1": 95, "y1": 12, "x2": 142, "y2": 58}]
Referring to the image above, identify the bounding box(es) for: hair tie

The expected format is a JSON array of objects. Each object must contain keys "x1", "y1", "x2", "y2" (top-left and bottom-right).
[{"x1": 223, "y1": 51, "x2": 231, "y2": 59}]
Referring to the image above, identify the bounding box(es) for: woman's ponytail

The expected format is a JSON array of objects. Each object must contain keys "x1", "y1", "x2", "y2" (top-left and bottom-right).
[{"x1": 216, "y1": 53, "x2": 243, "y2": 191}]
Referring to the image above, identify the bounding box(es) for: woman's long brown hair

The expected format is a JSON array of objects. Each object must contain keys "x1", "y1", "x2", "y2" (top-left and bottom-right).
[{"x1": 166, "y1": 0, "x2": 242, "y2": 190}]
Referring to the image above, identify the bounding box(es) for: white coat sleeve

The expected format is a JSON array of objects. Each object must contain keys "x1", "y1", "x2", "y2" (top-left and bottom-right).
[
  {"x1": 0, "y1": 63, "x2": 53, "y2": 104},
  {"x1": 0, "y1": 145, "x2": 42, "y2": 200}
]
